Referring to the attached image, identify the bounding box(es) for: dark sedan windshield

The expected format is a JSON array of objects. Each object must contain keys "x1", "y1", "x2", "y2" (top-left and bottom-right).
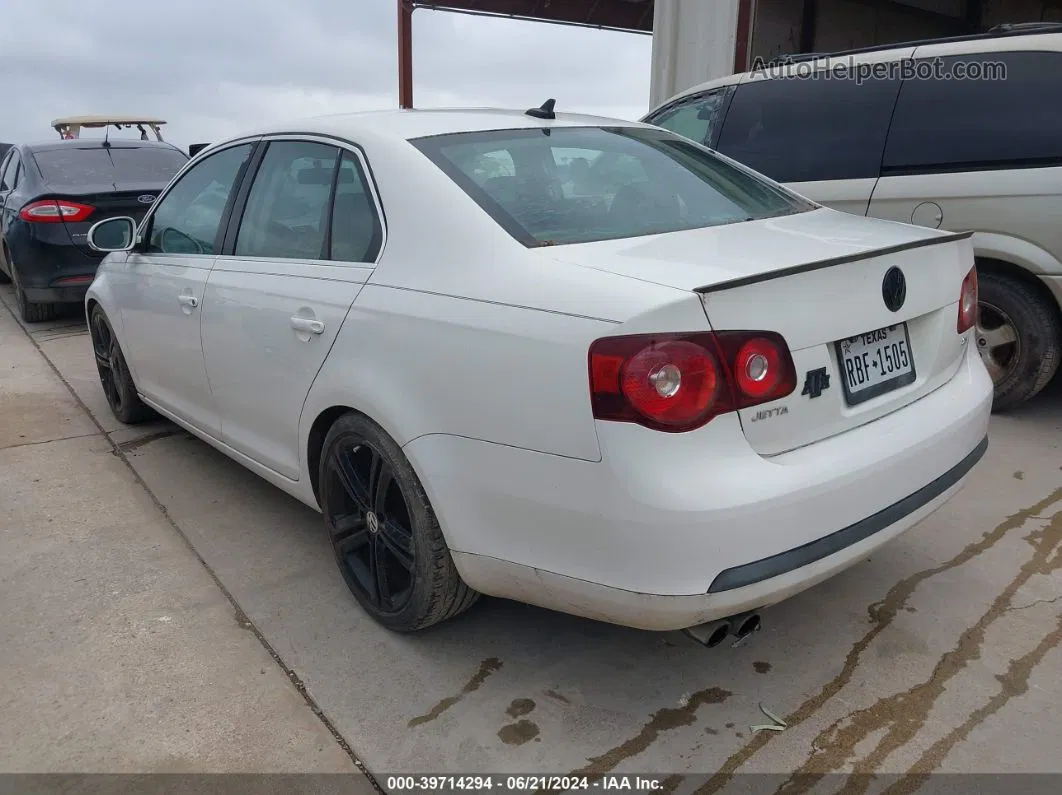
[
  {"x1": 32, "y1": 146, "x2": 188, "y2": 185},
  {"x1": 411, "y1": 126, "x2": 815, "y2": 246}
]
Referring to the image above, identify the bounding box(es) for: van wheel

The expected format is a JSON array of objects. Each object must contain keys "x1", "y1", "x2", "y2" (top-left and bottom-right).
[
  {"x1": 976, "y1": 271, "x2": 1061, "y2": 411},
  {"x1": 318, "y1": 412, "x2": 479, "y2": 632}
]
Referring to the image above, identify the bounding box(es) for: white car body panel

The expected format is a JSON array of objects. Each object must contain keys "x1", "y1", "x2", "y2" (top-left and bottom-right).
[
  {"x1": 119, "y1": 251, "x2": 221, "y2": 437},
  {"x1": 201, "y1": 258, "x2": 370, "y2": 480},
  {"x1": 85, "y1": 108, "x2": 993, "y2": 632}
]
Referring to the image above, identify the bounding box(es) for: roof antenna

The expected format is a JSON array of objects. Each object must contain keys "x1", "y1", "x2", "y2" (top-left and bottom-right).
[
  {"x1": 102, "y1": 123, "x2": 112, "y2": 148},
  {"x1": 525, "y1": 98, "x2": 556, "y2": 120}
]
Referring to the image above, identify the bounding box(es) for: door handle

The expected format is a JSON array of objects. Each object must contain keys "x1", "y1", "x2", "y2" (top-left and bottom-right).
[
  {"x1": 177, "y1": 294, "x2": 199, "y2": 308},
  {"x1": 290, "y1": 316, "x2": 325, "y2": 335}
]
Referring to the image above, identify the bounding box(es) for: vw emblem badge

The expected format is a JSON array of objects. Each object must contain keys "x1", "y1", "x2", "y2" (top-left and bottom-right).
[
  {"x1": 882, "y1": 266, "x2": 906, "y2": 312},
  {"x1": 137, "y1": 194, "x2": 156, "y2": 204},
  {"x1": 366, "y1": 512, "x2": 379, "y2": 534}
]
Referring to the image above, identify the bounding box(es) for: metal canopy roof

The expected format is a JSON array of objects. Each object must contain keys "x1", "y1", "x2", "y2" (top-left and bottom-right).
[
  {"x1": 398, "y1": 1, "x2": 653, "y2": 108},
  {"x1": 409, "y1": 0, "x2": 655, "y2": 33}
]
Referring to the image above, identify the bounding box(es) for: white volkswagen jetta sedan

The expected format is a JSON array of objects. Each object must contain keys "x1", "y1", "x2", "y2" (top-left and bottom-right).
[{"x1": 83, "y1": 105, "x2": 992, "y2": 638}]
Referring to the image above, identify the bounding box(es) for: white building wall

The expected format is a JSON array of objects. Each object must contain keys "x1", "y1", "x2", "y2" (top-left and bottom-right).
[{"x1": 649, "y1": 0, "x2": 742, "y2": 108}]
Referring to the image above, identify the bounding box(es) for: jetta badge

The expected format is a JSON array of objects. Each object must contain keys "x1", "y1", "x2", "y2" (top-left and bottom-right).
[
  {"x1": 882, "y1": 266, "x2": 906, "y2": 312},
  {"x1": 137, "y1": 194, "x2": 156, "y2": 204},
  {"x1": 802, "y1": 367, "x2": 830, "y2": 399}
]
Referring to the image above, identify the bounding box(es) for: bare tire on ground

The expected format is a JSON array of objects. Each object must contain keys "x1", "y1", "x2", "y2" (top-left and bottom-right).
[
  {"x1": 976, "y1": 269, "x2": 1062, "y2": 412},
  {"x1": 318, "y1": 412, "x2": 479, "y2": 632},
  {"x1": 88, "y1": 304, "x2": 156, "y2": 424}
]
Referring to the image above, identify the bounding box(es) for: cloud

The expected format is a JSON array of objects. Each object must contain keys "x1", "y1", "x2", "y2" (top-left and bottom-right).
[{"x1": 0, "y1": 0, "x2": 651, "y2": 151}]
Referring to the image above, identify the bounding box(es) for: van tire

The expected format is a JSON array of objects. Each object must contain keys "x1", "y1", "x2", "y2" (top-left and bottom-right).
[{"x1": 977, "y1": 270, "x2": 1061, "y2": 412}]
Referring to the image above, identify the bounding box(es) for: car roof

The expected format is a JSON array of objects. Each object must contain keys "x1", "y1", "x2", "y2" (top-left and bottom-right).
[{"x1": 236, "y1": 107, "x2": 657, "y2": 144}]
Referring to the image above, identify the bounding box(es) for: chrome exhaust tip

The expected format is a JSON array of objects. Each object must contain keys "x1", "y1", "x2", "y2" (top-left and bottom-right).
[
  {"x1": 682, "y1": 620, "x2": 732, "y2": 648},
  {"x1": 733, "y1": 612, "x2": 762, "y2": 638}
]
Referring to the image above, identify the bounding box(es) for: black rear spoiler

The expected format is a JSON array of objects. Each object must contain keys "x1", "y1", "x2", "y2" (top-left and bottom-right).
[{"x1": 694, "y1": 230, "x2": 974, "y2": 295}]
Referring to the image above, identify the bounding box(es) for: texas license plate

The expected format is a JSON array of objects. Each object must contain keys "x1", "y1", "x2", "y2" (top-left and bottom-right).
[{"x1": 834, "y1": 323, "x2": 916, "y2": 406}]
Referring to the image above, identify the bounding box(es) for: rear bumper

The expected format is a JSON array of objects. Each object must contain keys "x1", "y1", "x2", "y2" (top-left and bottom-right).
[
  {"x1": 7, "y1": 224, "x2": 100, "y2": 302},
  {"x1": 23, "y1": 283, "x2": 91, "y2": 304},
  {"x1": 406, "y1": 342, "x2": 993, "y2": 631}
]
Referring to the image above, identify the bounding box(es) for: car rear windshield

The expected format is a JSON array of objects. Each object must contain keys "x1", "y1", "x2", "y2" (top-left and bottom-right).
[
  {"x1": 32, "y1": 146, "x2": 188, "y2": 185},
  {"x1": 411, "y1": 126, "x2": 814, "y2": 246}
]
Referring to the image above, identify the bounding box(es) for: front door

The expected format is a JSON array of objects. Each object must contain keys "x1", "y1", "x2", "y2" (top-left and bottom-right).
[
  {"x1": 201, "y1": 139, "x2": 383, "y2": 480},
  {"x1": 119, "y1": 142, "x2": 256, "y2": 437}
]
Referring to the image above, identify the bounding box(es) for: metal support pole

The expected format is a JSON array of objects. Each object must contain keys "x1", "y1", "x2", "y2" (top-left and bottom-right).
[{"x1": 398, "y1": 0, "x2": 414, "y2": 108}]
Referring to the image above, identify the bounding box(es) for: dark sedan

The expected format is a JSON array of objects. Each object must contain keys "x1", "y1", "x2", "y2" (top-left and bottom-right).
[{"x1": 0, "y1": 139, "x2": 188, "y2": 322}]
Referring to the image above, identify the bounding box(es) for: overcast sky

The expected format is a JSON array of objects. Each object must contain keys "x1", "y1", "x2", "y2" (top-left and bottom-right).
[{"x1": 1, "y1": 0, "x2": 653, "y2": 150}]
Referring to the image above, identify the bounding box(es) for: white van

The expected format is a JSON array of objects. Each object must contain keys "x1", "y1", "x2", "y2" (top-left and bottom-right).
[{"x1": 643, "y1": 23, "x2": 1062, "y2": 410}]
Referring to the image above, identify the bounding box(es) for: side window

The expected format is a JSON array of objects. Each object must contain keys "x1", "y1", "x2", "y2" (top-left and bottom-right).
[
  {"x1": 1, "y1": 151, "x2": 20, "y2": 190},
  {"x1": 328, "y1": 151, "x2": 383, "y2": 263},
  {"x1": 234, "y1": 140, "x2": 340, "y2": 260},
  {"x1": 146, "y1": 143, "x2": 252, "y2": 255},
  {"x1": 882, "y1": 52, "x2": 1062, "y2": 173},
  {"x1": 646, "y1": 89, "x2": 730, "y2": 146},
  {"x1": 715, "y1": 75, "x2": 902, "y2": 183}
]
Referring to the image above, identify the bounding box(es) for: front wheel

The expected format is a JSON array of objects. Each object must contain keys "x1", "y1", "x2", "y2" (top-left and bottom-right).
[
  {"x1": 976, "y1": 270, "x2": 1061, "y2": 411},
  {"x1": 318, "y1": 412, "x2": 479, "y2": 632},
  {"x1": 88, "y1": 305, "x2": 155, "y2": 424}
]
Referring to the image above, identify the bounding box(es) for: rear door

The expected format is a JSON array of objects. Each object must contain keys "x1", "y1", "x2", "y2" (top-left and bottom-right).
[
  {"x1": 869, "y1": 50, "x2": 1062, "y2": 239},
  {"x1": 711, "y1": 70, "x2": 903, "y2": 216},
  {"x1": 201, "y1": 137, "x2": 381, "y2": 480}
]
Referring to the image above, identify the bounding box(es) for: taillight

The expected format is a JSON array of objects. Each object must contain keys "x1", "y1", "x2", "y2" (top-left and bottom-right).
[
  {"x1": 957, "y1": 266, "x2": 978, "y2": 334},
  {"x1": 588, "y1": 331, "x2": 797, "y2": 433},
  {"x1": 19, "y1": 200, "x2": 95, "y2": 224}
]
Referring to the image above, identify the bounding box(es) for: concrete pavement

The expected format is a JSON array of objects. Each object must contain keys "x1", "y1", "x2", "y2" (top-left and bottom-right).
[
  {"x1": 0, "y1": 298, "x2": 372, "y2": 785},
  {"x1": 2, "y1": 286, "x2": 1061, "y2": 789}
]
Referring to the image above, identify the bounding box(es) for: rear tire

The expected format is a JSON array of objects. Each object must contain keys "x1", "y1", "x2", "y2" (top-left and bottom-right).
[
  {"x1": 976, "y1": 270, "x2": 1062, "y2": 412},
  {"x1": 88, "y1": 304, "x2": 155, "y2": 424},
  {"x1": 9, "y1": 257, "x2": 56, "y2": 323},
  {"x1": 318, "y1": 412, "x2": 479, "y2": 632}
]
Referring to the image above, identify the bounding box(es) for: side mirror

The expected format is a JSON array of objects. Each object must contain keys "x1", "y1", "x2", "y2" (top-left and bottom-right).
[
  {"x1": 188, "y1": 143, "x2": 210, "y2": 158},
  {"x1": 87, "y1": 216, "x2": 137, "y2": 253}
]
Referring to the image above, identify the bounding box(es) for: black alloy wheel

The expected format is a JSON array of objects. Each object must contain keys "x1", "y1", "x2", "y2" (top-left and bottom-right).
[
  {"x1": 88, "y1": 305, "x2": 154, "y2": 424},
  {"x1": 325, "y1": 438, "x2": 417, "y2": 614},
  {"x1": 319, "y1": 413, "x2": 478, "y2": 631}
]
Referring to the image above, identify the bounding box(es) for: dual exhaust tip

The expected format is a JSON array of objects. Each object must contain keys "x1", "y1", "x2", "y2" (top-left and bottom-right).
[{"x1": 682, "y1": 612, "x2": 762, "y2": 648}]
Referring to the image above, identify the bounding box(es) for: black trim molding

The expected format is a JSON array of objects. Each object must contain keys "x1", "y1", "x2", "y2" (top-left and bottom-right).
[{"x1": 707, "y1": 435, "x2": 989, "y2": 593}]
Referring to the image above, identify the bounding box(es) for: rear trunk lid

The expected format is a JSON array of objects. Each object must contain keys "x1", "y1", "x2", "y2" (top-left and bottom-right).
[{"x1": 541, "y1": 207, "x2": 975, "y2": 455}]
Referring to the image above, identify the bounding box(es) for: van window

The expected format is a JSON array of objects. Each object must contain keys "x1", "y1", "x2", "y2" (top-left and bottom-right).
[
  {"x1": 715, "y1": 75, "x2": 902, "y2": 183},
  {"x1": 646, "y1": 88, "x2": 731, "y2": 147},
  {"x1": 882, "y1": 52, "x2": 1062, "y2": 173}
]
